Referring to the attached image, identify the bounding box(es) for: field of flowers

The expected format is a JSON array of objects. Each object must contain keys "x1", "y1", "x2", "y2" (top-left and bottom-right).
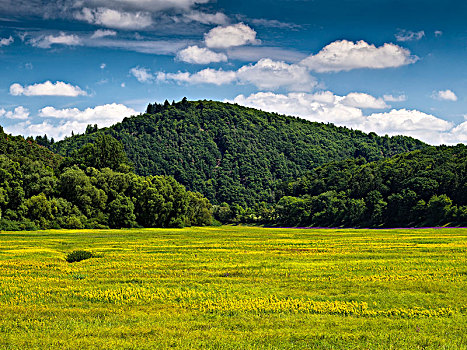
[{"x1": 0, "y1": 226, "x2": 466, "y2": 349}]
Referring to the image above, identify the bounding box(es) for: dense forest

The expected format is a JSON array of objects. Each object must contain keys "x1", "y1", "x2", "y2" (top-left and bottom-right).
[
  {"x1": 0, "y1": 127, "x2": 211, "y2": 230},
  {"x1": 51, "y1": 99, "x2": 426, "y2": 208},
  {"x1": 226, "y1": 145, "x2": 466, "y2": 227}
]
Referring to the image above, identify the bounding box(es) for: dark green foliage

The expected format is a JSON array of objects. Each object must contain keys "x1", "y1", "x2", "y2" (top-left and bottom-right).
[
  {"x1": 61, "y1": 134, "x2": 132, "y2": 172},
  {"x1": 66, "y1": 250, "x2": 93, "y2": 263},
  {"x1": 185, "y1": 191, "x2": 212, "y2": 226},
  {"x1": 108, "y1": 195, "x2": 136, "y2": 228},
  {"x1": 0, "y1": 127, "x2": 212, "y2": 230},
  {"x1": 51, "y1": 100, "x2": 425, "y2": 207},
  {"x1": 272, "y1": 145, "x2": 467, "y2": 227}
]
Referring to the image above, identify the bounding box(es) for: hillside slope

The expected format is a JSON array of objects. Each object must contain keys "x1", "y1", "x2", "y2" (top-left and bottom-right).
[
  {"x1": 52, "y1": 100, "x2": 427, "y2": 206},
  {"x1": 0, "y1": 126, "x2": 61, "y2": 168}
]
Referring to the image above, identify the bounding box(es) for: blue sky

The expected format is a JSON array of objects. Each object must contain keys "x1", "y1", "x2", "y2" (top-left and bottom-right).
[{"x1": 0, "y1": 0, "x2": 466, "y2": 144}]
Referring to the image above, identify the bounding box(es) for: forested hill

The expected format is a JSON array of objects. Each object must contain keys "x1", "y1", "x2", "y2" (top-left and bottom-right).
[
  {"x1": 51, "y1": 99, "x2": 426, "y2": 206},
  {"x1": 0, "y1": 126, "x2": 61, "y2": 168}
]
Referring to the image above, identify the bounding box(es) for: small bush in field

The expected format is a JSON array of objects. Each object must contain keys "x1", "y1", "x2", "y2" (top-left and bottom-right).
[{"x1": 66, "y1": 250, "x2": 94, "y2": 263}]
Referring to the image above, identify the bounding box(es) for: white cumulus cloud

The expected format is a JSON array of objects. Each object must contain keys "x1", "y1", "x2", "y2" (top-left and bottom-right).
[
  {"x1": 364, "y1": 109, "x2": 453, "y2": 141},
  {"x1": 300, "y1": 40, "x2": 418, "y2": 73},
  {"x1": 432, "y1": 89, "x2": 458, "y2": 101},
  {"x1": 5, "y1": 103, "x2": 138, "y2": 140},
  {"x1": 236, "y1": 58, "x2": 316, "y2": 90},
  {"x1": 0, "y1": 36, "x2": 13, "y2": 47},
  {"x1": 183, "y1": 11, "x2": 229, "y2": 25},
  {"x1": 157, "y1": 68, "x2": 237, "y2": 85},
  {"x1": 38, "y1": 103, "x2": 135, "y2": 122},
  {"x1": 204, "y1": 23, "x2": 260, "y2": 49},
  {"x1": 177, "y1": 45, "x2": 228, "y2": 64},
  {"x1": 0, "y1": 106, "x2": 30, "y2": 120},
  {"x1": 340, "y1": 92, "x2": 388, "y2": 109},
  {"x1": 129, "y1": 66, "x2": 155, "y2": 83},
  {"x1": 9, "y1": 81, "x2": 87, "y2": 97},
  {"x1": 75, "y1": 7, "x2": 153, "y2": 30},
  {"x1": 449, "y1": 122, "x2": 467, "y2": 144},
  {"x1": 383, "y1": 94, "x2": 407, "y2": 102},
  {"x1": 156, "y1": 58, "x2": 316, "y2": 90}
]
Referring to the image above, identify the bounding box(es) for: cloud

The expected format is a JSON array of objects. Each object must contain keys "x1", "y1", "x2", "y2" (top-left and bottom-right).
[
  {"x1": 340, "y1": 92, "x2": 388, "y2": 109},
  {"x1": 9, "y1": 81, "x2": 87, "y2": 97},
  {"x1": 183, "y1": 11, "x2": 229, "y2": 25},
  {"x1": 231, "y1": 91, "x2": 365, "y2": 125},
  {"x1": 177, "y1": 45, "x2": 228, "y2": 64},
  {"x1": 0, "y1": 36, "x2": 13, "y2": 47},
  {"x1": 0, "y1": 106, "x2": 30, "y2": 120},
  {"x1": 365, "y1": 109, "x2": 452, "y2": 136},
  {"x1": 247, "y1": 18, "x2": 301, "y2": 30},
  {"x1": 157, "y1": 68, "x2": 237, "y2": 85},
  {"x1": 230, "y1": 91, "x2": 465, "y2": 145},
  {"x1": 395, "y1": 30, "x2": 425, "y2": 42},
  {"x1": 70, "y1": 1, "x2": 215, "y2": 30},
  {"x1": 84, "y1": 37, "x2": 188, "y2": 55},
  {"x1": 383, "y1": 94, "x2": 407, "y2": 102},
  {"x1": 78, "y1": 0, "x2": 211, "y2": 13},
  {"x1": 100, "y1": 63, "x2": 106, "y2": 69},
  {"x1": 7, "y1": 103, "x2": 138, "y2": 140},
  {"x1": 141, "y1": 39, "x2": 422, "y2": 91},
  {"x1": 38, "y1": 104, "x2": 134, "y2": 122},
  {"x1": 204, "y1": 23, "x2": 260, "y2": 49},
  {"x1": 130, "y1": 66, "x2": 155, "y2": 83},
  {"x1": 91, "y1": 29, "x2": 117, "y2": 39},
  {"x1": 0, "y1": 0, "x2": 212, "y2": 20},
  {"x1": 75, "y1": 8, "x2": 153, "y2": 30},
  {"x1": 156, "y1": 58, "x2": 316, "y2": 90},
  {"x1": 432, "y1": 89, "x2": 458, "y2": 101},
  {"x1": 300, "y1": 40, "x2": 418, "y2": 73},
  {"x1": 236, "y1": 58, "x2": 316, "y2": 90},
  {"x1": 226, "y1": 46, "x2": 307, "y2": 63},
  {"x1": 25, "y1": 30, "x2": 188, "y2": 55},
  {"x1": 29, "y1": 32, "x2": 81, "y2": 48},
  {"x1": 449, "y1": 121, "x2": 467, "y2": 144}
]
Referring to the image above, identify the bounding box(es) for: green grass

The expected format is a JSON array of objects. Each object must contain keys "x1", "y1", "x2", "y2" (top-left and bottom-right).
[{"x1": 0, "y1": 226, "x2": 466, "y2": 349}]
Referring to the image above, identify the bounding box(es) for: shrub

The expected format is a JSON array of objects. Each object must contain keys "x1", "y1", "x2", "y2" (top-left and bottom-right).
[
  {"x1": 0, "y1": 218, "x2": 20, "y2": 231},
  {"x1": 66, "y1": 250, "x2": 94, "y2": 263}
]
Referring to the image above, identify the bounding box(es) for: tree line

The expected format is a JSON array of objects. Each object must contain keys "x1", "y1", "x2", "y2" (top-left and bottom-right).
[
  {"x1": 213, "y1": 145, "x2": 467, "y2": 227},
  {"x1": 0, "y1": 129, "x2": 211, "y2": 230}
]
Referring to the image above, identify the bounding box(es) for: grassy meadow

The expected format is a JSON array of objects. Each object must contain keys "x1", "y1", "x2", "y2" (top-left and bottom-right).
[{"x1": 0, "y1": 226, "x2": 466, "y2": 349}]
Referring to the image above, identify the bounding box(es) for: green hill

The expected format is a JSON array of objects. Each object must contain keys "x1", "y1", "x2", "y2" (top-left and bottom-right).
[
  {"x1": 0, "y1": 126, "x2": 61, "y2": 168},
  {"x1": 51, "y1": 99, "x2": 426, "y2": 207}
]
